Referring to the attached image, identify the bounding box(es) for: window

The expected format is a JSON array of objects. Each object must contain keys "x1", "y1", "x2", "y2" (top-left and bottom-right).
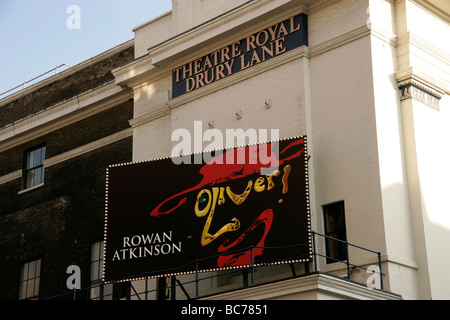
[
  {"x1": 323, "y1": 201, "x2": 347, "y2": 264},
  {"x1": 24, "y1": 145, "x2": 46, "y2": 189},
  {"x1": 157, "y1": 277, "x2": 171, "y2": 300},
  {"x1": 19, "y1": 259, "x2": 41, "y2": 300},
  {"x1": 90, "y1": 241, "x2": 113, "y2": 300}
]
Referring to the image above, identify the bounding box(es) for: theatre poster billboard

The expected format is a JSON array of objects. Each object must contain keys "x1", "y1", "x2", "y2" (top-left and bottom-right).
[{"x1": 103, "y1": 136, "x2": 311, "y2": 282}]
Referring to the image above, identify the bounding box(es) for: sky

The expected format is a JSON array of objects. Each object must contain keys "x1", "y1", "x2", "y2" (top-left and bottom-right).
[{"x1": 0, "y1": 0, "x2": 173, "y2": 96}]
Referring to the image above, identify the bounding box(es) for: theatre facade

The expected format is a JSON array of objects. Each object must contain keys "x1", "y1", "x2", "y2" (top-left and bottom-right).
[{"x1": 1, "y1": 0, "x2": 449, "y2": 300}]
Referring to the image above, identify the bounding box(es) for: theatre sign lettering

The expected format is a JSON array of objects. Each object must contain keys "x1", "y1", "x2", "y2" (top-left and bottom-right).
[
  {"x1": 103, "y1": 137, "x2": 311, "y2": 282},
  {"x1": 172, "y1": 13, "x2": 308, "y2": 98}
]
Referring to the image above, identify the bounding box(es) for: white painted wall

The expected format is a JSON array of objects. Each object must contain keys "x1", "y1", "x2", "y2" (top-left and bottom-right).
[
  {"x1": 126, "y1": 0, "x2": 450, "y2": 300},
  {"x1": 395, "y1": 0, "x2": 450, "y2": 300}
]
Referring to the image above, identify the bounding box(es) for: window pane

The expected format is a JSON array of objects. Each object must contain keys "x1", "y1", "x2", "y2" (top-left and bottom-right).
[
  {"x1": 36, "y1": 259, "x2": 41, "y2": 275},
  {"x1": 27, "y1": 170, "x2": 35, "y2": 187},
  {"x1": 90, "y1": 241, "x2": 108, "y2": 300},
  {"x1": 40, "y1": 167, "x2": 45, "y2": 184},
  {"x1": 19, "y1": 259, "x2": 41, "y2": 299},
  {"x1": 323, "y1": 201, "x2": 347, "y2": 264},
  {"x1": 24, "y1": 146, "x2": 46, "y2": 189},
  {"x1": 21, "y1": 263, "x2": 28, "y2": 280},
  {"x1": 27, "y1": 150, "x2": 35, "y2": 169},
  {"x1": 41, "y1": 146, "x2": 46, "y2": 163},
  {"x1": 99, "y1": 256, "x2": 104, "y2": 272},
  {"x1": 90, "y1": 286, "x2": 100, "y2": 300},
  {"x1": 91, "y1": 261, "x2": 99, "y2": 281},
  {"x1": 34, "y1": 167, "x2": 42, "y2": 185},
  {"x1": 34, "y1": 277, "x2": 40, "y2": 296},
  {"x1": 28, "y1": 260, "x2": 36, "y2": 278},
  {"x1": 103, "y1": 284, "x2": 113, "y2": 300},
  {"x1": 26, "y1": 280, "x2": 34, "y2": 298},
  {"x1": 34, "y1": 148, "x2": 42, "y2": 166},
  {"x1": 325, "y1": 214, "x2": 334, "y2": 233},
  {"x1": 19, "y1": 281, "x2": 27, "y2": 300},
  {"x1": 91, "y1": 242, "x2": 100, "y2": 261}
]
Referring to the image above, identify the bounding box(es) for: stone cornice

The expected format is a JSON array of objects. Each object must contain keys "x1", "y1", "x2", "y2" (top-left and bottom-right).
[
  {"x1": 0, "y1": 170, "x2": 21, "y2": 185},
  {"x1": 310, "y1": 25, "x2": 371, "y2": 58},
  {"x1": 398, "y1": 77, "x2": 443, "y2": 110},
  {"x1": 0, "y1": 128, "x2": 133, "y2": 186},
  {"x1": 113, "y1": 54, "x2": 167, "y2": 91},
  {"x1": 411, "y1": 0, "x2": 450, "y2": 24},
  {"x1": 397, "y1": 31, "x2": 450, "y2": 73},
  {"x1": 398, "y1": 77, "x2": 444, "y2": 99},
  {"x1": 200, "y1": 273, "x2": 402, "y2": 300},
  {"x1": 128, "y1": 45, "x2": 309, "y2": 128},
  {"x1": 395, "y1": 30, "x2": 449, "y2": 109},
  {"x1": 43, "y1": 128, "x2": 133, "y2": 168},
  {"x1": 147, "y1": 0, "x2": 306, "y2": 69},
  {"x1": 0, "y1": 82, "x2": 131, "y2": 153},
  {"x1": 113, "y1": 0, "x2": 309, "y2": 92},
  {"x1": 129, "y1": 105, "x2": 171, "y2": 128}
]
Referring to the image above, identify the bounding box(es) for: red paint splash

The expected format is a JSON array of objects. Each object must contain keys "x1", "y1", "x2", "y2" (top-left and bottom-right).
[
  {"x1": 216, "y1": 209, "x2": 273, "y2": 268},
  {"x1": 149, "y1": 138, "x2": 303, "y2": 217}
]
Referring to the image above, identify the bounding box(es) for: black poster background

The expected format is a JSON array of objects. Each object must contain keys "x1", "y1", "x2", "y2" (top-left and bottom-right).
[{"x1": 104, "y1": 137, "x2": 310, "y2": 282}]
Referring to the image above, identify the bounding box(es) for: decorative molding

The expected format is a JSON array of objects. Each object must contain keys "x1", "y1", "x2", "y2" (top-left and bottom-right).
[
  {"x1": 0, "y1": 169, "x2": 21, "y2": 185},
  {"x1": 309, "y1": 24, "x2": 397, "y2": 59},
  {"x1": 308, "y1": 0, "x2": 342, "y2": 14},
  {"x1": 116, "y1": 2, "x2": 310, "y2": 91},
  {"x1": 396, "y1": 31, "x2": 449, "y2": 97},
  {"x1": 309, "y1": 25, "x2": 371, "y2": 58},
  {"x1": 130, "y1": 21, "x2": 395, "y2": 124},
  {"x1": 200, "y1": 273, "x2": 402, "y2": 300},
  {"x1": 113, "y1": 54, "x2": 168, "y2": 91},
  {"x1": 148, "y1": 0, "x2": 300, "y2": 68},
  {"x1": 17, "y1": 182, "x2": 44, "y2": 195},
  {"x1": 0, "y1": 82, "x2": 131, "y2": 153},
  {"x1": 370, "y1": 24, "x2": 398, "y2": 47},
  {"x1": 43, "y1": 128, "x2": 133, "y2": 168},
  {"x1": 398, "y1": 77, "x2": 443, "y2": 110},
  {"x1": 128, "y1": 46, "x2": 310, "y2": 126},
  {"x1": 397, "y1": 31, "x2": 450, "y2": 71},
  {"x1": 129, "y1": 105, "x2": 171, "y2": 128},
  {"x1": 411, "y1": 0, "x2": 450, "y2": 25},
  {"x1": 0, "y1": 128, "x2": 132, "y2": 186}
]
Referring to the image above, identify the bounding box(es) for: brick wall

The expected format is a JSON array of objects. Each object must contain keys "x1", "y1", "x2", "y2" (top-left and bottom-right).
[
  {"x1": 0, "y1": 137, "x2": 132, "y2": 299},
  {"x1": 0, "y1": 100, "x2": 133, "y2": 178},
  {"x1": 0, "y1": 46, "x2": 133, "y2": 129},
  {"x1": 0, "y1": 46, "x2": 134, "y2": 299}
]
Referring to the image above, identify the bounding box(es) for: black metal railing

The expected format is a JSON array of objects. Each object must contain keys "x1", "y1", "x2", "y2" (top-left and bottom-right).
[
  {"x1": 311, "y1": 231, "x2": 384, "y2": 290},
  {"x1": 44, "y1": 231, "x2": 384, "y2": 300},
  {"x1": 0, "y1": 64, "x2": 72, "y2": 98}
]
